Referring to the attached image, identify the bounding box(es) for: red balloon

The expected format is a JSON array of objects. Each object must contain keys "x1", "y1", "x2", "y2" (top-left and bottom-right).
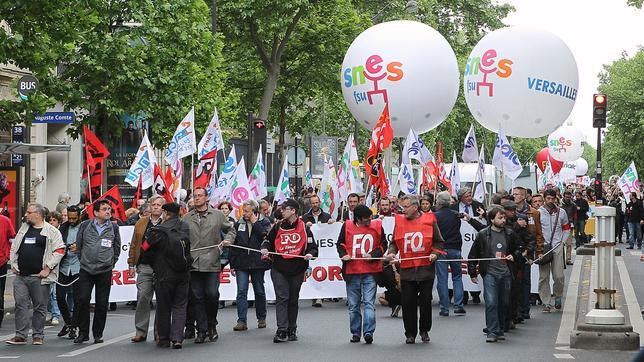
[{"x1": 535, "y1": 147, "x2": 564, "y2": 173}]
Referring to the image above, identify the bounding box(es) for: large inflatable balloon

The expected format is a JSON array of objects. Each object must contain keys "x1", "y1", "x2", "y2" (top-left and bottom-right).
[
  {"x1": 574, "y1": 157, "x2": 588, "y2": 176},
  {"x1": 559, "y1": 164, "x2": 577, "y2": 183},
  {"x1": 341, "y1": 20, "x2": 459, "y2": 137},
  {"x1": 463, "y1": 27, "x2": 578, "y2": 138},
  {"x1": 547, "y1": 126, "x2": 583, "y2": 162},
  {"x1": 536, "y1": 147, "x2": 564, "y2": 173}
]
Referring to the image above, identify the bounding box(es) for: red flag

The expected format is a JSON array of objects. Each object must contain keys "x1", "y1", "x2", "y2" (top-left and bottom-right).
[
  {"x1": 164, "y1": 166, "x2": 174, "y2": 195},
  {"x1": 82, "y1": 125, "x2": 110, "y2": 201},
  {"x1": 364, "y1": 104, "x2": 393, "y2": 193},
  {"x1": 153, "y1": 164, "x2": 174, "y2": 203},
  {"x1": 90, "y1": 186, "x2": 126, "y2": 222},
  {"x1": 131, "y1": 174, "x2": 142, "y2": 210},
  {"x1": 436, "y1": 142, "x2": 452, "y2": 192},
  {"x1": 194, "y1": 150, "x2": 217, "y2": 189}
]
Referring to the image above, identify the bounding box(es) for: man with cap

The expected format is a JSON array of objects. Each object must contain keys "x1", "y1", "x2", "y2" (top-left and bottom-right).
[
  {"x1": 502, "y1": 200, "x2": 534, "y2": 328},
  {"x1": 261, "y1": 199, "x2": 318, "y2": 343},
  {"x1": 141, "y1": 202, "x2": 191, "y2": 349},
  {"x1": 451, "y1": 187, "x2": 486, "y2": 304}
]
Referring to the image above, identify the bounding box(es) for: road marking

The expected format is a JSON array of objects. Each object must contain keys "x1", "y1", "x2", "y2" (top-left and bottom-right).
[
  {"x1": 0, "y1": 357, "x2": 21, "y2": 359},
  {"x1": 616, "y1": 257, "x2": 644, "y2": 347},
  {"x1": 588, "y1": 255, "x2": 596, "y2": 313},
  {"x1": 556, "y1": 254, "x2": 583, "y2": 346},
  {"x1": 629, "y1": 251, "x2": 641, "y2": 256},
  {"x1": 57, "y1": 326, "x2": 152, "y2": 357},
  {"x1": 554, "y1": 353, "x2": 575, "y2": 359},
  {"x1": 555, "y1": 346, "x2": 571, "y2": 351},
  {"x1": 0, "y1": 326, "x2": 53, "y2": 342}
]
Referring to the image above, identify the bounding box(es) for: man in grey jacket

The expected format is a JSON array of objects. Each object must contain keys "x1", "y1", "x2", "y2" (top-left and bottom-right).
[
  {"x1": 182, "y1": 187, "x2": 235, "y2": 344},
  {"x1": 71, "y1": 200, "x2": 121, "y2": 344}
]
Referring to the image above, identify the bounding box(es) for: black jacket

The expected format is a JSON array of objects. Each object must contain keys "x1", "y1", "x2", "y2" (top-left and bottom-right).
[
  {"x1": 301, "y1": 209, "x2": 332, "y2": 225},
  {"x1": 145, "y1": 217, "x2": 191, "y2": 281},
  {"x1": 626, "y1": 199, "x2": 644, "y2": 223},
  {"x1": 230, "y1": 216, "x2": 272, "y2": 271},
  {"x1": 468, "y1": 226, "x2": 519, "y2": 278},
  {"x1": 434, "y1": 207, "x2": 486, "y2": 250},
  {"x1": 505, "y1": 217, "x2": 535, "y2": 264},
  {"x1": 574, "y1": 198, "x2": 590, "y2": 221},
  {"x1": 261, "y1": 219, "x2": 318, "y2": 276}
]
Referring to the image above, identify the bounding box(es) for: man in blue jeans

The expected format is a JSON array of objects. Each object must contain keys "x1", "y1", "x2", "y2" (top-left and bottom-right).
[
  {"x1": 468, "y1": 206, "x2": 518, "y2": 343},
  {"x1": 434, "y1": 192, "x2": 485, "y2": 316},
  {"x1": 230, "y1": 200, "x2": 271, "y2": 331},
  {"x1": 337, "y1": 205, "x2": 387, "y2": 344},
  {"x1": 626, "y1": 193, "x2": 643, "y2": 249}
]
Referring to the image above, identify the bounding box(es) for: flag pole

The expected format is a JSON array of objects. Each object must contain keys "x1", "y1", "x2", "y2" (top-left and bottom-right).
[
  {"x1": 87, "y1": 163, "x2": 93, "y2": 204},
  {"x1": 191, "y1": 154, "x2": 195, "y2": 200}
]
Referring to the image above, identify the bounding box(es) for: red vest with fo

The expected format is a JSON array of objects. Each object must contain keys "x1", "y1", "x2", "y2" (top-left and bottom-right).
[
  {"x1": 274, "y1": 219, "x2": 307, "y2": 259},
  {"x1": 342, "y1": 219, "x2": 384, "y2": 275},
  {"x1": 393, "y1": 212, "x2": 436, "y2": 269}
]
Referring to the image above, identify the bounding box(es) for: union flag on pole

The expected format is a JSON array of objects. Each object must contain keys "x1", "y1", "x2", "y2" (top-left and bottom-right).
[
  {"x1": 364, "y1": 104, "x2": 393, "y2": 194},
  {"x1": 90, "y1": 186, "x2": 127, "y2": 222},
  {"x1": 153, "y1": 163, "x2": 174, "y2": 203}
]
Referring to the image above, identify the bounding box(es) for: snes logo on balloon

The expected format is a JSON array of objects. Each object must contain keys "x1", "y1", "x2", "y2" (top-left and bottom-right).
[
  {"x1": 342, "y1": 54, "x2": 404, "y2": 105},
  {"x1": 464, "y1": 48, "x2": 513, "y2": 97}
]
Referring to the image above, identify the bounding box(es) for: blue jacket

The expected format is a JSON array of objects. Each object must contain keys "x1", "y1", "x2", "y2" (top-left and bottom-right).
[{"x1": 230, "y1": 216, "x2": 271, "y2": 271}]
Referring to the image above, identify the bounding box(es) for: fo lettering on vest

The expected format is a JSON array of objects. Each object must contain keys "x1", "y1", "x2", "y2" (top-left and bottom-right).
[
  {"x1": 343, "y1": 220, "x2": 383, "y2": 275},
  {"x1": 394, "y1": 213, "x2": 435, "y2": 269},
  {"x1": 274, "y1": 219, "x2": 307, "y2": 259}
]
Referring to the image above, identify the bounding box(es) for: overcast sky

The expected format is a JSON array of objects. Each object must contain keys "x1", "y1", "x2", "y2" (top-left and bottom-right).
[{"x1": 503, "y1": 0, "x2": 644, "y2": 147}]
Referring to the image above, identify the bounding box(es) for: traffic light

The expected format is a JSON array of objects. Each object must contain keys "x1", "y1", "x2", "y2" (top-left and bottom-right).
[
  {"x1": 593, "y1": 94, "x2": 607, "y2": 128},
  {"x1": 249, "y1": 114, "x2": 266, "y2": 169}
]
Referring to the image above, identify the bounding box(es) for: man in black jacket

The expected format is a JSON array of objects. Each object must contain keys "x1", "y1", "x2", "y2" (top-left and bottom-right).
[
  {"x1": 142, "y1": 202, "x2": 191, "y2": 349},
  {"x1": 230, "y1": 200, "x2": 272, "y2": 332},
  {"x1": 626, "y1": 193, "x2": 643, "y2": 249},
  {"x1": 261, "y1": 199, "x2": 318, "y2": 343},
  {"x1": 468, "y1": 206, "x2": 519, "y2": 343},
  {"x1": 301, "y1": 195, "x2": 332, "y2": 226},
  {"x1": 337, "y1": 193, "x2": 360, "y2": 222},
  {"x1": 573, "y1": 192, "x2": 589, "y2": 247}
]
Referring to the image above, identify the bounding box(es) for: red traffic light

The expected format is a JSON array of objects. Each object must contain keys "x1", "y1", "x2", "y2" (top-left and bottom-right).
[
  {"x1": 253, "y1": 120, "x2": 265, "y2": 129},
  {"x1": 594, "y1": 94, "x2": 605, "y2": 105}
]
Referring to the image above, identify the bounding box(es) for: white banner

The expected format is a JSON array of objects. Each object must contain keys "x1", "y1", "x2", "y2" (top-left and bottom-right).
[{"x1": 108, "y1": 219, "x2": 541, "y2": 302}]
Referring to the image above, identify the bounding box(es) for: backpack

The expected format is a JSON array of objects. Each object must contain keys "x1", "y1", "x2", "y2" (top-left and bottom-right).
[{"x1": 149, "y1": 223, "x2": 193, "y2": 273}]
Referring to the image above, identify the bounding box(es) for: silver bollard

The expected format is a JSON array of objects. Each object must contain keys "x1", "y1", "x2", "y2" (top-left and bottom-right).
[{"x1": 585, "y1": 206, "x2": 624, "y2": 325}]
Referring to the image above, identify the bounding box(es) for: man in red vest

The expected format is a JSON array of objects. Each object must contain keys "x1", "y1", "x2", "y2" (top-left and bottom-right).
[
  {"x1": 336, "y1": 205, "x2": 387, "y2": 344},
  {"x1": 386, "y1": 194, "x2": 445, "y2": 344},
  {"x1": 260, "y1": 199, "x2": 318, "y2": 343}
]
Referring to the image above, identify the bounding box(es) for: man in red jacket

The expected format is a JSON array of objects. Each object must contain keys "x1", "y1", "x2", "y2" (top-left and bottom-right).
[
  {"x1": 337, "y1": 205, "x2": 387, "y2": 344},
  {"x1": 386, "y1": 195, "x2": 445, "y2": 344}
]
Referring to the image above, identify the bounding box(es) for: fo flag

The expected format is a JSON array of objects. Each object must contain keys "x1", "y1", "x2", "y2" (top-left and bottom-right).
[
  {"x1": 125, "y1": 133, "x2": 157, "y2": 190},
  {"x1": 230, "y1": 158, "x2": 253, "y2": 209},
  {"x1": 153, "y1": 163, "x2": 174, "y2": 203},
  {"x1": 365, "y1": 104, "x2": 393, "y2": 193},
  {"x1": 91, "y1": 186, "x2": 127, "y2": 222},
  {"x1": 617, "y1": 161, "x2": 640, "y2": 199},
  {"x1": 462, "y1": 124, "x2": 478, "y2": 163},
  {"x1": 492, "y1": 130, "x2": 523, "y2": 180},
  {"x1": 194, "y1": 150, "x2": 217, "y2": 189},
  {"x1": 165, "y1": 107, "x2": 196, "y2": 170}
]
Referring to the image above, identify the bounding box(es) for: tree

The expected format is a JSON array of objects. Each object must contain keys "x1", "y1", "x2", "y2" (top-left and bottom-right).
[
  {"x1": 0, "y1": 0, "x2": 230, "y2": 147},
  {"x1": 598, "y1": 49, "x2": 644, "y2": 177}
]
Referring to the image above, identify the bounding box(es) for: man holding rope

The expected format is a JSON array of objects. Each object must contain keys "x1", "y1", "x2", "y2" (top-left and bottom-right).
[
  {"x1": 385, "y1": 194, "x2": 445, "y2": 344},
  {"x1": 336, "y1": 204, "x2": 387, "y2": 344},
  {"x1": 6, "y1": 203, "x2": 65, "y2": 345},
  {"x1": 261, "y1": 198, "x2": 318, "y2": 343}
]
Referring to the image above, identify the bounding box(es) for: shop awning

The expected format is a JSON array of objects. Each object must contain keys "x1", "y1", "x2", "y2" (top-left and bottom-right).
[{"x1": 0, "y1": 143, "x2": 71, "y2": 154}]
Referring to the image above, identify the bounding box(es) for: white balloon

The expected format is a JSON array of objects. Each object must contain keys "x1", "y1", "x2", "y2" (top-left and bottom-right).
[
  {"x1": 559, "y1": 165, "x2": 577, "y2": 183},
  {"x1": 574, "y1": 157, "x2": 588, "y2": 176},
  {"x1": 341, "y1": 21, "x2": 459, "y2": 137},
  {"x1": 547, "y1": 125, "x2": 584, "y2": 162},
  {"x1": 464, "y1": 27, "x2": 579, "y2": 138}
]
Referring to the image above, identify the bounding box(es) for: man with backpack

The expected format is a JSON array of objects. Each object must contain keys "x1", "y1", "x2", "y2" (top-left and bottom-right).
[{"x1": 142, "y1": 202, "x2": 192, "y2": 349}]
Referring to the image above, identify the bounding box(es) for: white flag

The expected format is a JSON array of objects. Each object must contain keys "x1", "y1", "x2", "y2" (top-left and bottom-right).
[
  {"x1": 492, "y1": 130, "x2": 523, "y2": 180},
  {"x1": 462, "y1": 124, "x2": 479, "y2": 163},
  {"x1": 337, "y1": 136, "x2": 353, "y2": 202},
  {"x1": 165, "y1": 107, "x2": 197, "y2": 169},
  {"x1": 449, "y1": 150, "x2": 461, "y2": 198},
  {"x1": 230, "y1": 157, "x2": 254, "y2": 210},
  {"x1": 348, "y1": 135, "x2": 363, "y2": 193},
  {"x1": 125, "y1": 133, "x2": 157, "y2": 189},
  {"x1": 197, "y1": 108, "x2": 225, "y2": 160},
  {"x1": 320, "y1": 156, "x2": 339, "y2": 219},
  {"x1": 210, "y1": 146, "x2": 237, "y2": 205},
  {"x1": 397, "y1": 163, "x2": 417, "y2": 195},
  {"x1": 617, "y1": 161, "x2": 640, "y2": 199},
  {"x1": 473, "y1": 145, "x2": 486, "y2": 203},
  {"x1": 274, "y1": 155, "x2": 291, "y2": 206},
  {"x1": 249, "y1": 145, "x2": 267, "y2": 200},
  {"x1": 402, "y1": 128, "x2": 433, "y2": 165}
]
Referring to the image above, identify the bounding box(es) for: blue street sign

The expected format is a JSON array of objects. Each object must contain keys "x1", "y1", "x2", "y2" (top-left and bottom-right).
[{"x1": 33, "y1": 112, "x2": 75, "y2": 124}]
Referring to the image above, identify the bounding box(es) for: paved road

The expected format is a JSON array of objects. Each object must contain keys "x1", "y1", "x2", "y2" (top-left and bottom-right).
[{"x1": 0, "y1": 245, "x2": 642, "y2": 361}]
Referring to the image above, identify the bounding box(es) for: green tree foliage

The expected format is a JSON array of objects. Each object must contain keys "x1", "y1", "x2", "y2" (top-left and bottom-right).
[
  {"x1": 598, "y1": 49, "x2": 644, "y2": 177},
  {"x1": 0, "y1": 0, "x2": 229, "y2": 147}
]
